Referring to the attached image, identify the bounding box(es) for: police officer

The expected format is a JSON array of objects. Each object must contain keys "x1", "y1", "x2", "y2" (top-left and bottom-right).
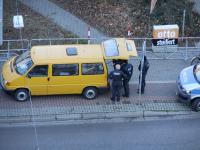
[
  {"x1": 109, "y1": 64, "x2": 127, "y2": 102},
  {"x1": 113, "y1": 59, "x2": 124, "y2": 69},
  {"x1": 121, "y1": 60, "x2": 133, "y2": 97},
  {"x1": 138, "y1": 56, "x2": 150, "y2": 94}
]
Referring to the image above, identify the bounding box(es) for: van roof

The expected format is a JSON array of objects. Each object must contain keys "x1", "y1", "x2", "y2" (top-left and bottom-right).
[{"x1": 31, "y1": 45, "x2": 104, "y2": 64}]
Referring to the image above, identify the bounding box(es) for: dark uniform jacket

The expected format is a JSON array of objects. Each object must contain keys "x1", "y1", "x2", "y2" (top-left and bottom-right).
[
  {"x1": 138, "y1": 59, "x2": 150, "y2": 75},
  {"x1": 109, "y1": 69, "x2": 127, "y2": 86},
  {"x1": 121, "y1": 63, "x2": 133, "y2": 81}
]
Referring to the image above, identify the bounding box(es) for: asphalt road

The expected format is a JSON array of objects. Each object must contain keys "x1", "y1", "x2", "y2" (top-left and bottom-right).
[{"x1": 0, "y1": 118, "x2": 200, "y2": 150}]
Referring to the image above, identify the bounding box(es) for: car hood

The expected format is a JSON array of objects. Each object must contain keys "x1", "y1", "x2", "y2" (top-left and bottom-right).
[{"x1": 180, "y1": 65, "x2": 200, "y2": 91}]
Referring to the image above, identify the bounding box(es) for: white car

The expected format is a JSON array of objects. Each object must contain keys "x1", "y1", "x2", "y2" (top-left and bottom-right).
[{"x1": 177, "y1": 64, "x2": 200, "y2": 111}]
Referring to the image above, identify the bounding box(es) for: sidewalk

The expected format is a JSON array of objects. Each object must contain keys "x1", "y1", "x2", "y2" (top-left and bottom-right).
[{"x1": 0, "y1": 83, "x2": 195, "y2": 124}]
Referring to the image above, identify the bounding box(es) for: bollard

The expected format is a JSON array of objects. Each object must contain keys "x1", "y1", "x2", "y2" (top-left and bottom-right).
[
  {"x1": 127, "y1": 23, "x2": 131, "y2": 39},
  {"x1": 88, "y1": 27, "x2": 91, "y2": 44}
]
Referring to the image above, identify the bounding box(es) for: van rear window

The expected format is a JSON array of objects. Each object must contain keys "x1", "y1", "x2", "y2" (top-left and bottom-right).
[{"x1": 82, "y1": 63, "x2": 104, "y2": 75}]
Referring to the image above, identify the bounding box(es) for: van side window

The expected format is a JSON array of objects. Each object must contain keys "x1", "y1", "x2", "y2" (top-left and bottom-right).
[
  {"x1": 52, "y1": 64, "x2": 79, "y2": 76},
  {"x1": 82, "y1": 63, "x2": 104, "y2": 75},
  {"x1": 28, "y1": 65, "x2": 48, "y2": 77}
]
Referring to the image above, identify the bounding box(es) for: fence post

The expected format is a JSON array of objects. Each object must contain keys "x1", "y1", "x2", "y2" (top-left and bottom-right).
[
  {"x1": 182, "y1": 9, "x2": 186, "y2": 38},
  {"x1": 139, "y1": 40, "x2": 146, "y2": 105},
  {"x1": 127, "y1": 23, "x2": 131, "y2": 38},
  {"x1": 7, "y1": 41, "x2": 10, "y2": 59},
  {"x1": 88, "y1": 27, "x2": 91, "y2": 44},
  {"x1": 185, "y1": 38, "x2": 188, "y2": 60},
  {"x1": 163, "y1": 38, "x2": 167, "y2": 59},
  {"x1": 49, "y1": 39, "x2": 52, "y2": 45}
]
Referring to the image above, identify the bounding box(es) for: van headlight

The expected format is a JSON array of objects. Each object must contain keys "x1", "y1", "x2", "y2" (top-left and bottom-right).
[
  {"x1": 4, "y1": 80, "x2": 10, "y2": 86},
  {"x1": 4, "y1": 80, "x2": 7, "y2": 85}
]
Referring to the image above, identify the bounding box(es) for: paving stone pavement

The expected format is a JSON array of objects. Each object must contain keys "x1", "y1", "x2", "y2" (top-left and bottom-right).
[{"x1": 0, "y1": 83, "x2": 192, "y2": 118}]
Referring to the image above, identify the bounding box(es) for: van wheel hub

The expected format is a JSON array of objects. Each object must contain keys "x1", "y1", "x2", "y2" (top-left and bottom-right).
[
  {"x1": 86, "y1": 90, "x2": 95, "y2": 99},
  {"x1": 17, "y1": 92, "x2": 27, "y2": 101},
  {"x1": 15, "y1": 89, "x2": 29, "y2": 102},
  {"x1": 83, "y1": 87, "x2": 97, "y2": 100}
]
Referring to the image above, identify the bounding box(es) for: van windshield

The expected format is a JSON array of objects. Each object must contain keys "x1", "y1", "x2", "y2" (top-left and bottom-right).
[
  {"x1": 194, "y1": 64, "x2": 200, "y2": 83},
  {"x1": 14, "y1": 51, "x2": 33, "y2": 75},
  {"x1": 15, "y1": 50, "x2": 30, "y2": 65}
]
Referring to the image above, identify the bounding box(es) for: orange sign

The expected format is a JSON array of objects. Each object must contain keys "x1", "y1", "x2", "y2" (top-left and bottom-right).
[{"x1": 153, "y1": 25, "x2": 179, "y2": 39}]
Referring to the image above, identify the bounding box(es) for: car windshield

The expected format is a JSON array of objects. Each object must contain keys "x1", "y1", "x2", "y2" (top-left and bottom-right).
[{"x1": 194, "y1": 64, "x2": 200, "y2": 83}]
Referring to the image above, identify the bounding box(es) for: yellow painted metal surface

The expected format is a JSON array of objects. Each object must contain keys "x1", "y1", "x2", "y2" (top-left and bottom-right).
[
  {"x1": 102, "y1": 38, "x2": 138, "y2": 60},
  {"x1": 1, "y1": 38, "x2": 136, "y2": 96}
]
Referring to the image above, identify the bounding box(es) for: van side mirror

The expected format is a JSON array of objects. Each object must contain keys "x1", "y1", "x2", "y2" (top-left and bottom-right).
[{"x1": 27, "y1": 73, "x2": 31, "y2": 79}]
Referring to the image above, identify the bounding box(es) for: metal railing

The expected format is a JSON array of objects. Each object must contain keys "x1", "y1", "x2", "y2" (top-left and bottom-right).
[{"x1": 0, "y1": 39, "x2": 29, "y2": 61}]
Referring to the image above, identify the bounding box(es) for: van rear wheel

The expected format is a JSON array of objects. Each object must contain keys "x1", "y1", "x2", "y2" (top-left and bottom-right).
[
  {"x1": 14, "y1": 89, "x2": 30, "y2": 102},
  {"x1": 192, "y1": 99, "x2": 200, "y2": 111},
  {"x1": 83, "y1": 87, "x2": 98, "y2": 100}
]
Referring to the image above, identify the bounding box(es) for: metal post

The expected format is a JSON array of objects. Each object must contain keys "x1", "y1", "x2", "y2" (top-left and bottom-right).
[
  {"x1": 7, "y1": 41, "x2": 10, "y2": 59},
  {"x1": 163, "y1": 38, "x2": 167, "y2": 59},
  {"x1": 128, "y1": 23, "x2": 131, "y2": 38},
  {"x1": 19, "y1": 28, "x2": 24, "y2": 52},
  {"x1": 185, "y1": 38, "x2": 188, "y2": 60},
  {"x1": 182, "y1": 9, "x2": 186, "y2": 38},
  {"x1": 88, "y1": 27, "x2": 91, "y2": 44},
  {"x1": 49, "y1": 38, "x2": 51, "y2": 45},
  {"x1": 139, "y1": 40, "x2": 146, "y2": 105}
]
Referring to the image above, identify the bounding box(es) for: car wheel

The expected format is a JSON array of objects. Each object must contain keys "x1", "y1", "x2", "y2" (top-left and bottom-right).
[
  {"x1": 192, "y1": 99, "x2": 200, "y2": 111},
  {"x1": 83, "y1": 87, "x2": 98, "y2": 100},
  {"x1": 191, "y1": 57, "x2": 200, "y2": 65},
  {"x1": 14, "y1": 89, "x2": 30, "y2": 102}
]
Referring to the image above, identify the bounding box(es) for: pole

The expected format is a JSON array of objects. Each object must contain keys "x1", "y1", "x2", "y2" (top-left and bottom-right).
[
  {"x1": 139, "y1": 40, "x2": 146, "y2": 105},
  {"x1": 16, "y1": 0, "x2": 24, "y2": 52},
  {"x1": 19, "y1": 28, "x2": 24, "y2": 51},
  {"x1": 127, "y1": 23, "x2": 131, "y2": 38},
  {"x1": 88, "y1": 27, "x2": 91, "y2": 44},
  {"x1": 182, "y1": 9, "x2": 186, "y2": 38}
]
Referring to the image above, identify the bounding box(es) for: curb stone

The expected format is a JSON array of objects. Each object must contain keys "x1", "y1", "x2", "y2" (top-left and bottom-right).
[
  {"x1": 0, "y1": 116, "x2": 31, "y2": 123},
  {"x1": 56, "y1": 114, "x2": 82, "y2": 121},
  {"x1": 0, "y1": 110, "x2": 198, "y2": 124}
]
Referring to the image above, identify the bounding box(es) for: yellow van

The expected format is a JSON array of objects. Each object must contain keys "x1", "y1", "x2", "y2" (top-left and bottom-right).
[{"x1": 1, "y1": 38, "x2": 137, "y2": 101}]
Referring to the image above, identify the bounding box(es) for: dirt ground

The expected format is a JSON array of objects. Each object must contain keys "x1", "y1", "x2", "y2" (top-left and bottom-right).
[
  {"x1": 3, "y1": 0, "x2": 200, "y2": 40},
  {"x1": 50, "y1": 0, "x2": 200, "y2": 37},
  {"x1": 3, "y1": 0, "x2": 74, "y2": 40}
]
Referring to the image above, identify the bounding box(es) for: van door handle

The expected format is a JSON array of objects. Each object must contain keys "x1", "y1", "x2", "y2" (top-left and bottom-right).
[{"x1": 47, "y1": 77, "x2": 50, "y2": 81}]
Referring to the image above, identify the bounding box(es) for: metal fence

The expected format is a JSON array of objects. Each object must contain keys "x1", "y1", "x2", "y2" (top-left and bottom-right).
[{"x1": 0, "y1": 39, "x2": 29, "y2": 61}]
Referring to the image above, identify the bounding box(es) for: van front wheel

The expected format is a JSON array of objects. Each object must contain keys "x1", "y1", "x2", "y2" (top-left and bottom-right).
[
  {"x1": 192, "y1": 99, "x2": 200, "y2": 111},
  {"x1": 14, "y1": 89, "x2": 30, "y2": 102},
  {"x1": 83, "y1": 87, "x2": 98, "y2": 100}
]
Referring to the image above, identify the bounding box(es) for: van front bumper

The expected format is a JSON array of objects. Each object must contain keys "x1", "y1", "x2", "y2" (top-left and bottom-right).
[{"x1": 0, "y1": 74, "x2": 13, "y2": 94}]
